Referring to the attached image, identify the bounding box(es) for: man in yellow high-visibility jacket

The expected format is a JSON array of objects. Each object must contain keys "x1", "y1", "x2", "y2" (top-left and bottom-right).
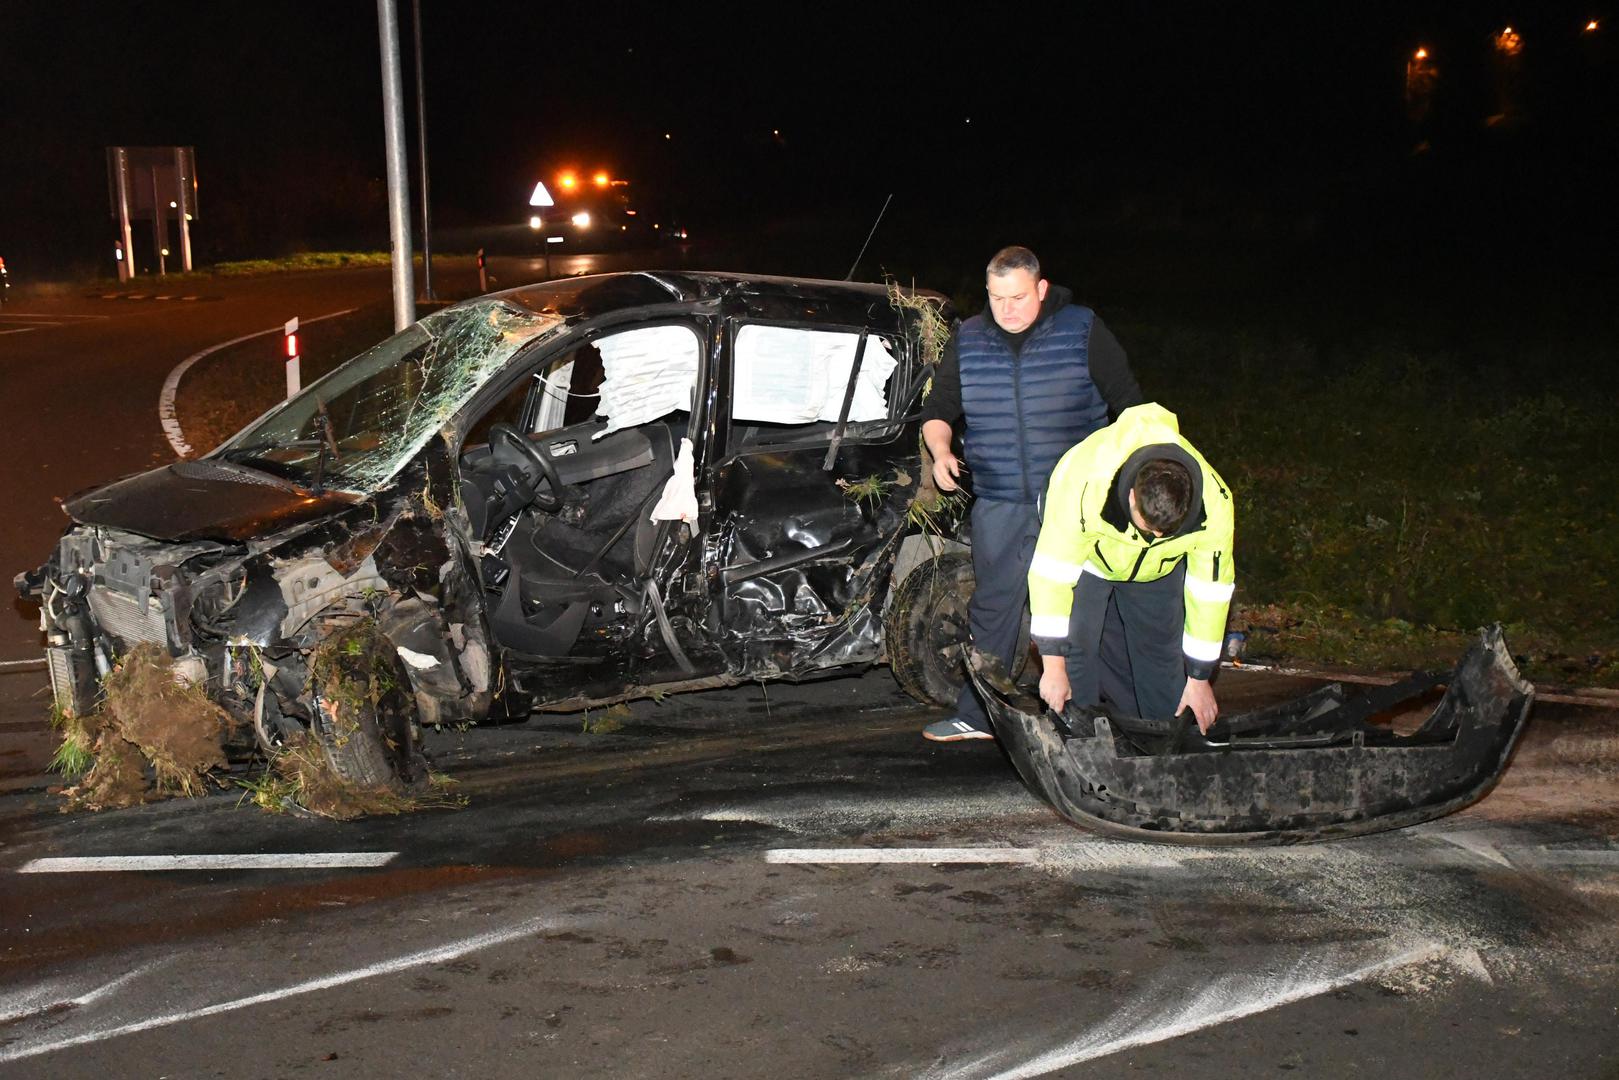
[{"x1": 1027, "y1": 403, "x2": 1234, "y2": 732}]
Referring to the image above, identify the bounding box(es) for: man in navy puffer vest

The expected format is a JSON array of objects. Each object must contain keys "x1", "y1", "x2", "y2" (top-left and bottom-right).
[{"x1": 919, "y1": 246, "x2": 1142, "y2": 741}]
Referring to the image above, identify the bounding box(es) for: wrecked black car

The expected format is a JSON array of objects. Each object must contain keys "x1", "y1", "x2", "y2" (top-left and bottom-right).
[{"x1": 18, "y1": 272, "x2": 974, "y2": 789}]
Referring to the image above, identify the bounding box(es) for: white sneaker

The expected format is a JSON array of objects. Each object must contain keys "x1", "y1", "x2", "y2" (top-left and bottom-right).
[{"x1": 922, "y1": 718, "x2": 995, "y2": 742}]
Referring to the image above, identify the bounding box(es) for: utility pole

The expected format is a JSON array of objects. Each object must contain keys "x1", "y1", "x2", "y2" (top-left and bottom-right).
[
  {"x1": 111, "y1": 148, "x2": 135, "y2": 282},
  {"x1": 376, "y1": 0, "x2": 416, "y2": 331},
  {"x1": 412, "y1": 0, "x2": 435, "y2": 300}
]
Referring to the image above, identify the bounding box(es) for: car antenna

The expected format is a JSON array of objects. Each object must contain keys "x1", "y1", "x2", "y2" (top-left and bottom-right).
[{"x1": 844, "y1": 193, "x2": 893, "y2": 281}]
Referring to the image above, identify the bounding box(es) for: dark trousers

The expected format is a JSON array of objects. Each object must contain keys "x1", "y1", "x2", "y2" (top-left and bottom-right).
[
  {"x1": 955, "y1": 498, "x2": 1041, "y2": 727},
  {"x1": 1063, "y1": 562, "x2": 1187, "y2": 720}
]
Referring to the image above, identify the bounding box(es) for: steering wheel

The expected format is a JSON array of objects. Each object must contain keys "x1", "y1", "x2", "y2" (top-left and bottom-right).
[{"x1": 489, "y1": 423, "x2": 566, "y2": 512}]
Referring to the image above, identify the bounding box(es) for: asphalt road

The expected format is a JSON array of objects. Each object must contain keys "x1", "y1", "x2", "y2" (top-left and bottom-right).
[{"x1": 1, "y1": 264, "x2": 1617, "y2": 1078}]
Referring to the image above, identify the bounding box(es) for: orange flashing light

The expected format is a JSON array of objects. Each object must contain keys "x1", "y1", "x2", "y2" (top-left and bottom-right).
[
  {"x1": 558, "y1": 171, "x2": 578, "y2": 190},
  {"x1": 593, "y1": 171, "x2": 610, "y2": 187}
]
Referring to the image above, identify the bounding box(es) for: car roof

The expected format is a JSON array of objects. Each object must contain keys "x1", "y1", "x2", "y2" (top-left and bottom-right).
[{"x1": 491, "y1": 270, "x2": 944, "y2": 328}]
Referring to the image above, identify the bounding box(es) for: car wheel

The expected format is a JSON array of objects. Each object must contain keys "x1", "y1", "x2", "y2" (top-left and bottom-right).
[
  {"x1": 309, "y1": 631, "x2": 424, "y2": 789},
  {"x1": 886, "y1": 552, "x2": 1028, "y2": 707}
]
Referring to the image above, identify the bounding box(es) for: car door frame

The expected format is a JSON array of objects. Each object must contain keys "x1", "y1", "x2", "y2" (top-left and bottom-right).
[
  {"x1": 702, "y1": 305, "x2": 924, "y2": 678},
  {"x1": 444, "y1": 301, "x2": 727, "y2": 706}
]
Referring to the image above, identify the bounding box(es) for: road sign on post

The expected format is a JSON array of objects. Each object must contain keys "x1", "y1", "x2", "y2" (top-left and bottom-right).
[
  {"x1": 107, "y1": 146, "x2": 198, "y2": 278},
  {"x1": 285, "y1": 317, "x2": 301, "y2": 400}
]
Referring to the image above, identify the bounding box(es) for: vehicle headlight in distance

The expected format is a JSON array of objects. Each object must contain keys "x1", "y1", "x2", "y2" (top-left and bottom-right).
[
  {"x1": 571, "y1": 211, "x2": 591, "y2": 229},
  {"x1": 529, "y1": 215, "x2": 544, "y2": 230}
]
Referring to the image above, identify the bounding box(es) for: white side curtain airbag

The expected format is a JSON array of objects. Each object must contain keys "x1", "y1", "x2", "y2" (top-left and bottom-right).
[
  {"x1": 593, "y1": 325, "x2": 701, "y2": 438},
  {"x1": 732, "y1": 326, "x2": 896, "y2": 424}
]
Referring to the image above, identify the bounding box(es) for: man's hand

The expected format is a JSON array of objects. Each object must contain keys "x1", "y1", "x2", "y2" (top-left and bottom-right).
[
  {"x1": 1178, "y1": 677, "x2": 1218, "y2": 733},
  {"x1": 1039, "y1": 656, "x2": 1071, "y2": 714},
  {"x1": 931, "y1": 450, "x2": 962, "y2": 493},
  {"x1": 922, "y1": 418, "x2": 961, "y2": 493}
]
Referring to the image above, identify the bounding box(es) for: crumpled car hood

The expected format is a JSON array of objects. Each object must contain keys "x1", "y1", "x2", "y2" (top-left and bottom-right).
[{"x1": 62, "y1": 460, "x2": 359, "y2": 543}]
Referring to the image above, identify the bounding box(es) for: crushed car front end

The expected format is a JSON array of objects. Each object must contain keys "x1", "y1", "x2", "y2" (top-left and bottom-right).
[{"x1": 16, "y1": 298, "x2": 565, "y2": 768}]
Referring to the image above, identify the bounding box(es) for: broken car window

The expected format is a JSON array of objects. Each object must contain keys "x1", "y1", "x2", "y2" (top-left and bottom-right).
[
  {"x1": 532, "y1": 342, "x2": 606, "y2": 434},
  {"x1": 215, "y1": 301, "x2": 563, "y2": 493}
]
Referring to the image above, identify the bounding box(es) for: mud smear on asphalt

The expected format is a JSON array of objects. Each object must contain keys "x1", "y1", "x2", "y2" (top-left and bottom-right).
[
  {"x1": 649, "y1": 786, "x2": 1047, "y2": 837},
  {"x1": 1459, "y1": 706, "x2": 1619, "y2": 830},
  {"x1": 58, "y1": 645, "x2": 230, "y2": 811}
]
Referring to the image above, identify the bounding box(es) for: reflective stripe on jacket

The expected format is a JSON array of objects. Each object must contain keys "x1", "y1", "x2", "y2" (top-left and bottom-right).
[{"x1": 1027, "y1": 403, "x2": 1236, "y2": 679}]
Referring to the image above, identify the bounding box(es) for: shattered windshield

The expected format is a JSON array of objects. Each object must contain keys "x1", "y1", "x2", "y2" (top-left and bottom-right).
[{"x1": 214, "y1": 301, "x2": 563, "y2": 493}]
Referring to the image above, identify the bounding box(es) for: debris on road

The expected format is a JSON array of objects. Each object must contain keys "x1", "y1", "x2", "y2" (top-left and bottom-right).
[
  {"x1": 55, "y1": 644, "x2": 230, "y2": 810},
  {"x1": 972, "y1": 625, "x2": 1533, "y2": 843}
]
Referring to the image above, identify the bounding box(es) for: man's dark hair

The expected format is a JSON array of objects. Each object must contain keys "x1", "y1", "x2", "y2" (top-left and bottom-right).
[
  {"x1": 1134, "y1": 459, "x2": 1194, "y2": 534},
  {"x1": 986, "y1": 245, "x2": 1041, "y2": 281}
]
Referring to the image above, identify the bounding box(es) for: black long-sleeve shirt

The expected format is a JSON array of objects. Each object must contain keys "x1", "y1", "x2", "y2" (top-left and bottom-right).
[{"x1": 919, "y1": 288, "x2": 1142, "y2": 427}]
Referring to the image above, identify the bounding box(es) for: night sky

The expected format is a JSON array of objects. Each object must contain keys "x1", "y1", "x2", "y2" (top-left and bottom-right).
[{"x1": 3, "y1": 2, "x2": 1614, "y2": 276}]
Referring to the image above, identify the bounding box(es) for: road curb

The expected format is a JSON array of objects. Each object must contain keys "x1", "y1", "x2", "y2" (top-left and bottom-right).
[
  {"x1": 1227, "y1": 659, "x2": 1617, "y2": 710},
  {"x1": 158, "y1": 307, "x2": 355, "y2": 457}
]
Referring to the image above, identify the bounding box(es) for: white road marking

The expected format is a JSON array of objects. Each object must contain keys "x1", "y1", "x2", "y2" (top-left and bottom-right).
[
  {"x1": 1447, "y1": 946, "x2": 1495, "y2": 985},
  {"x1": 16, "y1": 852, "x2": 398, "y2": 873},
  {"x1": 0, "y1": 326, "x2": 40, "y2": 335},
  {"x1": 765, "y1": 842, "x2": 1330, "y2": 869},
  {"x1": 1440, "y1": 831, "x2": 1515, "y2": 868},
  {"x1": 770, "y1": 847, "x2": 1045, "y2": 864},
  {"x1": 0, "y1": 312, "x2": 106, "y2": 320},
  {"x1": 0, "y1": 962, "x2": 167, "y2": 1024},
  {"x1": 0, "y1": 917, "x2": 553, "y2": 1063},
  {"x1": 158, "y1": 306, "x2": 356, "y2": 457},
  {"x1": 934, "y1": 939, "x2": 1454, "y2": 1080}
]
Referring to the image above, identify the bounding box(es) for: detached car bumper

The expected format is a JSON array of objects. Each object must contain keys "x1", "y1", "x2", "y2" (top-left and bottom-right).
[{"x1": 969, "y1": 625, "x2": 1533, "y2": 844}]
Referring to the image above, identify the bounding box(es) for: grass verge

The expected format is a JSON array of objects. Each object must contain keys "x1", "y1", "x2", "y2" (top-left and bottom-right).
[{"x1": 1126, "y1": 321, "x2": 1619, "y2": 686}]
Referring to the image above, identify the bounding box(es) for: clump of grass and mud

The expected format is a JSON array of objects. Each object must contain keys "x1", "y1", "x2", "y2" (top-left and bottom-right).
[
  {"x1": 52, "y1": 644, "x2": 230, "y2": 811},
  {"x1": 234, "y1": 735, "x2": 464, "y2": 821},
  {"x1": 50, "y1": 637, "x2": 465, "y2": 819},
  {"x1": 235, "y1": 620, "x2": 465, "y2": 819}
]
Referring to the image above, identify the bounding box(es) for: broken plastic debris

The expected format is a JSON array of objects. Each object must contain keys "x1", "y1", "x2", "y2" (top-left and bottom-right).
[{"x1": 395, "y1": 646, "x2": 440, "y2": 671}]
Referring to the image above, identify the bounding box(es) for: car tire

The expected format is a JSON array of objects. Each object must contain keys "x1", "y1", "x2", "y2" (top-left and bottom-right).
[
  {"x1": 886, "y1": 552, "x2": 1029, "y2": 707},
  {"x1": 310, "y1": 635, "x2": 424, "y2": 790}
]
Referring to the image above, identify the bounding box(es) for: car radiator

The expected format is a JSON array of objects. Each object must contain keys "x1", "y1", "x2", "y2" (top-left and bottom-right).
[
  {"x1": 88, "y1": 587, "x2": 170, "y2": 647},
  {"x1": 45, "y1": 645, "x2": 87, "y2": 715}
]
